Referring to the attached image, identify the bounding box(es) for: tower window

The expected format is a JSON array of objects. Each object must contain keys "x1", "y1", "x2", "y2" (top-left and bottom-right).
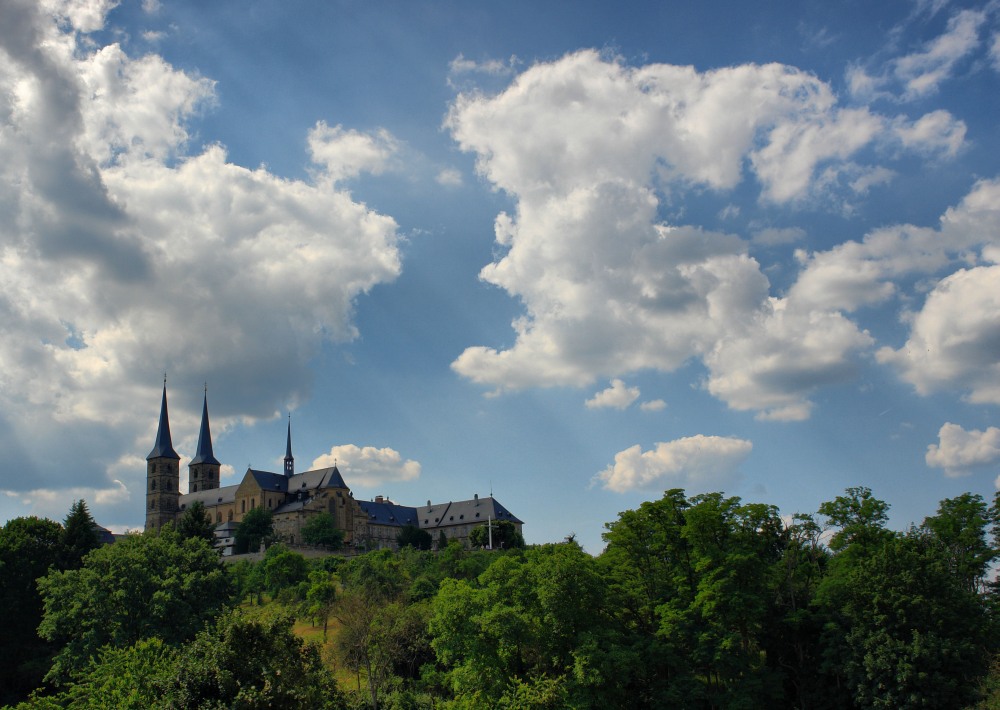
[{"x1": 150, "y1": 480, "x2": 156, "y2": 491}]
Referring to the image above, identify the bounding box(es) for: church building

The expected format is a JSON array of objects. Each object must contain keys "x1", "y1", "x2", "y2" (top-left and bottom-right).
[{"x1": 144, "y1": 383, "x2": 523, "y2": 553}]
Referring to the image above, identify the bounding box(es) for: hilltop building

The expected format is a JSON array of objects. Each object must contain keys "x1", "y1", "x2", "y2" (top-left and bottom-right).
[{"x1": 144, "y1": 383, "x2": 522, "y2": 553}]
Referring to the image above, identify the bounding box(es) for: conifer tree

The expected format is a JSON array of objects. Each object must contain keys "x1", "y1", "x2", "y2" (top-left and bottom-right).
[{"x1": 61, "y1": 499, "x2": 100, "y2": 569}]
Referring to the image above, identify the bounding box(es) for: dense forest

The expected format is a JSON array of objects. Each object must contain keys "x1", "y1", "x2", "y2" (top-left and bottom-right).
[{"x1": 2, "y1": 487, "x2": 1000, "y2": 709}]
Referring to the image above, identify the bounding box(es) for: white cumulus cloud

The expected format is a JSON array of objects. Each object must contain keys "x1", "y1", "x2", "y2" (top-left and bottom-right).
[
  {"x1": 447, "y1": 49, "x2": 962, "y2": 419},
  {"x1": 311, "y1": 445, "x2": 421, "y2": 487},
  {"x1": 594, "y1": 435, "x2": 753, "y2": 493},
  {"x1": 877, "y1": 264, "x2": 1000, "y2": 404},
  {"x1": 926, "y1": 422, "x2": 1000, "y2": 476},
  {"x1": 585, "y1": 379, "x2": 640, "y2": 410}
]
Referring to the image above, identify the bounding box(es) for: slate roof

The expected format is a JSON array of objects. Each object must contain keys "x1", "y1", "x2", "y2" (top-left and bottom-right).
[
  {"x1": 417, "y1": 496, "x2": 522, "y2": 530},
  {"x1": 357, "y1": 499, "x2": 419, "y2": 528},
  {"x1": 248, "y1": 469, "x2": 289, "y2": 493},
  {"x1": 179, "y1": 484, "x2": 238, "y2": 509}
]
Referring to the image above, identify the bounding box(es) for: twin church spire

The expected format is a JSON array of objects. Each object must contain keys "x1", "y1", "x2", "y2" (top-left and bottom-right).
[{"x1": 145, "y1": 380, "x2": 297, "y2": 529}]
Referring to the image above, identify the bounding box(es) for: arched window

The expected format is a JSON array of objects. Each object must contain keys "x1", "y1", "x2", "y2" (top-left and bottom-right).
[
  {"x1": 216, "y1": 512, "x2": 222, "y2": 523},
  {"x1": 241, "y1": 500, "x2": 245, "y2": 513},
  {"x1": 192, "y1": 483, "x2": 198, "y2": 492},
  {"x1": 228, "y1": 510, "x2": 233, "y2": 522},
  {"x1": 149, "y1": 500, "x2": 155, "y2": 510},
  {"x1": 150, "y1": 479, "x2": 156, "y2": 491}
]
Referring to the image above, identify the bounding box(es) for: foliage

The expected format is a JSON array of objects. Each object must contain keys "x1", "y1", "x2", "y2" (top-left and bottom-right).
[
  {"x1": 305, "y1": 570, "x2": 338, "y2": 641},
  {"x1": 341, "y1": 549, "x2": 406, "y2": 603},
  {"x1": 837, "y1": 529, "x2": 993, "y2": 709},
  {"x1": 301, "y1": 512, "x2": 345, "y2": 549},
  {"x1": 37, "y1": 529, "x2": 233, "y2": 683},
  {"x1": 468, "y1": 519, "x2": 525, "y2": 549},
  {"x1": 234, "y1": 507, "x2": 274, "y2": 554},
  {"x1": 175, "y1": 501, "x2": 216, "y2": 544},
  {"x1": 60, "y1": 500, "x2": 101, "y2": 570},
  {"x1": 259, "y1": 544, "x2": 310, "y2": 601},
  {"x1": 160, "y1": 607, "x2": 347, "y2": 709},
  {"x1": 0, "y1": 516, "x2": 66, "y2": 704},
  {"x1": 396, "y1": 525, "x2": 432, "y2": 550},
  {"x1": 28, "y1": 637, "x2": 178, "y2": 709}
]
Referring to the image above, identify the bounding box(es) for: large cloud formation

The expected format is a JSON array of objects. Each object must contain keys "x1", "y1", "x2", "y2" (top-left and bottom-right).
[
  {"x1": 0, "y1": 1, "x2": 403, "y2": 521},
  {"x1": 447, "y1": 49, "x2": 966, "y2": 421},
  {"x1": 594, "y1": 435, "x2": 753, "y2": 493}
]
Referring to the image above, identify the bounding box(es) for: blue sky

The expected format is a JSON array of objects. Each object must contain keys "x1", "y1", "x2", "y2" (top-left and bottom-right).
[{"x1": 1, "y1": 0, "x2": 999, "y2": 553}]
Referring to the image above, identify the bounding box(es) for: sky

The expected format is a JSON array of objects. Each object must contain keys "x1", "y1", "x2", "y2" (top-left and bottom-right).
[{"x1": 1, "y1": 0, "x2": 999, "y2": 554}]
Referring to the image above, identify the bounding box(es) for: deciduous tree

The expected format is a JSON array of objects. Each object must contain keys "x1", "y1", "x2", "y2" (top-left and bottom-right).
[
  {"x1": 37, "y1": 530, "x2": 232, "y2": 683},
  {"x1": 301, "y1": 512, "x2": 345, "y2": 549}
]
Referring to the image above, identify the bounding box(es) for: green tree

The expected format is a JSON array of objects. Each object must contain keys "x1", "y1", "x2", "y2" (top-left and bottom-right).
[
  {"x1": 923, "y1": 492, "x2": 996, "y2": 594},
  {"x1": 0, "y1": 516, "x2": 66, "y2": 704},
  {"x1": 468, "y1": 519, "x2": 525, "y2": 549},
  {"x1": 839, "y1": 529, "x2": 992, "y2": 709},
  {"x1": 341, "y1": 549, "x2": 407, "y2": 603},
  {"x1": 61, "y1": 500, "x2": 101, "y2": 569},
  {"x1": 161, "y1": 608, "x2": 347, "y2": 709},
  {"x1": 396, "y1": 525, "x2": 432, "y2": 550},
  {"x1": 175, "y1": 500, "x2": 216, "y2": 544},
  {"x1": 37, "y1": 530, "x2": 233, "y2": 683},
  {"x1": 259, "y1": 544, "x2": 309, "y2": 600},
  {"x1": 305, "y1": 570, "x2": 338, "y2": 642},
  {"x1": 234, "y1": 507, "x2": 273, "y2": 554},
  {"x1": 301, "y1": 512, "x2": 344, "y2": 549},
  {"x1": 430, "y1": 542, "x2": 616, "y2": 707},
  {"x1": 818, "y1": 485, "x2": 890, "y2": 553},
  {"x1": 43, "y1": 637, "x2": 177, "y2": 709}
]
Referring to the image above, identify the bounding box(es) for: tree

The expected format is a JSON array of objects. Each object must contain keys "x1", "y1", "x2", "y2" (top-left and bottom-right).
[
  {"x1": 61, "y1": 500, "x2": 101, "y2": 569},
  {"x1": 838, "y1": 529, "x2": 993, "y2": 708},
  {"x1": 259, "y1": 544, "x2": 309, "y2": 600},
  {"x1": 923, "y1": 492, "x2": 996, "y2": 594},
  {"x1": 430, "y1": 542, "x2": 615, "y2": 707},
  {"x1": 234, "y1": 506, "x2": 273, "y2": 554},
  {"x1": 301, "y1": 512, "x2": 344, "y2": 549},
  {"x1": 161, "y1": 608, "x2": 347, "y2": 709},
  {"x1": 44, "y1": 637, "x2": 177, "y2": 709},
  {"x1": 37, "y1": 530, "x2": 233, "y2": 683},
  {"x1": 0, "y1": 516, "x2": 66, "y2": 704},
  {"x1": 396, "y1": 525, "x2": 432, "y2": 550},
  {"x1": 341, "y1": 549, "x2": 406, "y2": 604},
  {"x1": 305, "y1": 570, "x2": 338, "y2": 642},
  {"x1": 818, "y1": 486, "x2": 890, "y2": 553},
  {"x1": 468, "y1": 519, "x2": 525, "y2": 549},
  {"x1": 175, "y1": 500, "x2": 216, "y2": 544}
]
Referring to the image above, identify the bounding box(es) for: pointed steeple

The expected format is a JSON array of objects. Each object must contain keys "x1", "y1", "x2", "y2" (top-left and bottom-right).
[
  {"x1": 284, "y1": 413, "x2": 294, "y2": 477},
  {"x1": 190, "y1": 385, "x2": 220, "y2": 466},
  {"x1": 147, "y1": 378, "x2": 180, "y2": 460}
]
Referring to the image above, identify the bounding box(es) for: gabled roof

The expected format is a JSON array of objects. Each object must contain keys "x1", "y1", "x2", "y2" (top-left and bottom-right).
[
  {"x1": 357, "y1": 499, "x2": 419, "y2": 528},
  {"x1": 147, "y1": 382, "x2": 180, "y2": 460},
  {"x1": 291, "y1": 466, "x2": 348, "y2": 491},
  {"x1": 247, "y1": 469, "x2": 290, "y2": 493},
  {"x1": 417, "y1": 496, "x2": 522, "y2": 529}
]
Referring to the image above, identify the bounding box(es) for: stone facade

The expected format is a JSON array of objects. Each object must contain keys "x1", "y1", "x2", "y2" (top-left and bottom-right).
[{"x1": 144, "y1": 384, "x2": 522, "y2": 552}]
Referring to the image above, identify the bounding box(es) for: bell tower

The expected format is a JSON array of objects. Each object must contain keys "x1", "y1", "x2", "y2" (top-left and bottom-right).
[
  {"x1": 145, "y1": 378, "x2": 181, "y2": 531},
  {"x1": 189, "y1": 385, "x2": 221, "y2": 493}
]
